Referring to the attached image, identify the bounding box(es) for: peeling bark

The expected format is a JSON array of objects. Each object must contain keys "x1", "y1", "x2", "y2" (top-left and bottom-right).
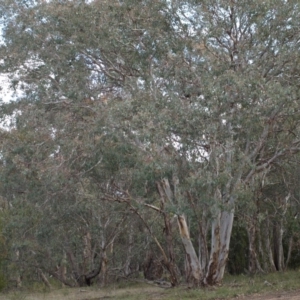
[
  {"x1": 177, "y1": 214, "x2": 203, "y2": 286},
  {"x1": 247, "y1": 216, "x2": 263, "y2": 274},
  {"x1": 205, "y1": 214, "x2": 221, "y2": 285},
  {"x1": 205, "y1": 209, "x2": 234, "y2": 285}
]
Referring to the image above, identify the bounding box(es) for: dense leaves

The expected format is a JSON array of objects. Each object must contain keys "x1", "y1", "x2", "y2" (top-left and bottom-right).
[{"x1": 0, "y1": 0, "x2": 300, "y2": 288}]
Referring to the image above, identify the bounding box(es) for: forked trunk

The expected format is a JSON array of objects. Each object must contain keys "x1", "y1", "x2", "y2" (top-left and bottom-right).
[{"x1": 177, "y1": 215, "x2": 203, "y2": 286}]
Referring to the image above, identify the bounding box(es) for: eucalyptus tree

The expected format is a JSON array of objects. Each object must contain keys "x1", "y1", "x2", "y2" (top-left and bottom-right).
[
  {"x1": 111, "y1": 0, "x2": 300, "y2": 285},
  {"x1": 1, "y1": 0, "x2": 300, "y2": 287}
]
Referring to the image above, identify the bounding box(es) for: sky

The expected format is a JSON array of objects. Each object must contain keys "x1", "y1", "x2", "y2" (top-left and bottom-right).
[
  {"x1": 0, "y1": 21, "x2": 12, "y2": 103},
  {"x1": 0, "y1": 74, "x2": 16, "y2": 103}
]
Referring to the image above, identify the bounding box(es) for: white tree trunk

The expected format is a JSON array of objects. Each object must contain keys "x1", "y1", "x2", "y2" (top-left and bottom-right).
[
  {"x1": 177, "y1": 215, "x2": 203, "y2": 285},
  {"x1": 205, "y1": 209, "x2": 234, "y2": 285}
]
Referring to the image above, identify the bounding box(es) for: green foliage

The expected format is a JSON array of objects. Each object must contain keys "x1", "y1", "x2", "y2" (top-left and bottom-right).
[
  {"x1": 228, "y1": 222, "x2": 248, "y2": 275},
  {"x1": 0, "y1": 217, "x2": 7, "y2": 291},
  {"x1": 0, "y1": 0, "x2": 300, "y2": 288}
]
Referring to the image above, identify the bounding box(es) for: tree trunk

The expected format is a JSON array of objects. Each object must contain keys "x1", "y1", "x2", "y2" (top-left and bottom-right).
[
  {"x1": 247, "y1": 222, "x2": 257, "y2": 274},
  {"x1": 124, "y1": 222, "x2": 134, "y2": 276},
  {"x1": 247, "y1": 218, "x2": 263, "y2": 274},
  {"x1": 156, "y1": 179, "x2": 180, "y2": 286},
  {"x1": 257, "y1": 226, "x2": 268, "y2": 272},
  {"x1": 284, "y1": 236, "x2": 293, "y2": 270},
  {"x1": 198, "y1": 218, "x2": 209, "y2": 274},
  {"x1": 38, "y1": 269, "x2": 52, "y2": 289},
  {"x1": 273, "y1": 220, "x2": 284, "y2": 271},
  {"x1": 60, "y1": 251, "x2": 67, "y2": 286},
  {"x1": 177, "y1": 214, "x2": 203, "y2": 286},
  {"x1": 100, "y1": 248, "x2": 108, "y2": 286},
  {"x1": 205, "y1": 209, "x2": 234, "y2": 285},
  {"x1": 263, "y1": 219, "x2": 277, "y2": 272},
  {"x1": 162, "y1": 214, "x2": 180, "y2": 286},
  {"x1": 187, "y1": 191, "x2": 209, "y2": 273},
  {"x1": 83, "y1": 231, "x2": 92, "y2": 274},
  {"x1": 15, "y1": 250, "x2": 22, "y2": 288}
]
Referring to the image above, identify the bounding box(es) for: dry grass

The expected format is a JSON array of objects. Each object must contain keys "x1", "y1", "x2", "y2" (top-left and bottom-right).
[{"x1": 1, "y1": 270, "x2": 300, "y2": 300}]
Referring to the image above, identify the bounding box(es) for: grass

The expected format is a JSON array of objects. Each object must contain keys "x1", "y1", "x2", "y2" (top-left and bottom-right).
[{"x1": 0, "y1": 270, "x2": 300, "y2": 300}]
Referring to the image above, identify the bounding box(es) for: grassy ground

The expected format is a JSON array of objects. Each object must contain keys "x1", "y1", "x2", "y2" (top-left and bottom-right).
[{"x1": 1, "y1": 270, "x2": 300, "y2": 300}]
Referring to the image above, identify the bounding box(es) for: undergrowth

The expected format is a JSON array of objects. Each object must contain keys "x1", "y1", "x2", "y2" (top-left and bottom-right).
[{"x1": 0, "y1": 270, "x2": 300, "y2": 300}]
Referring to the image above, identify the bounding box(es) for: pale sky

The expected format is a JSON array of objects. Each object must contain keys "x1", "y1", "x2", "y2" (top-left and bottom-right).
[
  {"x1": 0, "y1": 74, "x2": 16, "y2": 103},
  {"x1": 0, "y1": 21, "x2": 13, "y2": 103}
]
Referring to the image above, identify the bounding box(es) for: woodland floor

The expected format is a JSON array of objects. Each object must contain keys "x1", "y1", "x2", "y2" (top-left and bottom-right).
[
  {"x1": 0, "y1": 285, "x2": 300, "y2": 300},
  {"x1": 241, "y1": 290, "x2": 300, "y2": 299}
]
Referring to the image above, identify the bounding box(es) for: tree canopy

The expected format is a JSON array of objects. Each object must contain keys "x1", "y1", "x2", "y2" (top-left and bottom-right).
[{"x1": 0, "y1": 0, "x2": 300, "y2": 288}]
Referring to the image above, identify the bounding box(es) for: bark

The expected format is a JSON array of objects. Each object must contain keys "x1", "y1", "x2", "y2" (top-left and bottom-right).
[
  {"x1": 187, "y1": 191, "x2": 209, "y2": 273},
  {"x1": 161, "y1": 214, "x2": 180, "y2": 286},
  {"x1": 198, "y1": 219, "x2": 209, "y2": 274},
  {"x1": 47, "y1": 269, "x2": 73, "y2": 287},
  {"x1": 263, "y1": 219, "x2": 277, "y2": 272},
  {"x1": 84, "y1": 261, "x2": 102, "y2": 286},
  {"x1": 274, "y1": 194, "x2": 289, "y2": 271},
  {"x1": 38, "y1": 269, "x2": 52, "y2": 289},
  {"x1": 100, "y1": 248, "x2": 108, "y2": 286},
  {"x1": 205, "y1": 209, "x2": 234, "y2": 285},
  {"x1": 143, "y1": 251, "x2": 163, "y2": 280},
  {"x1": 99, "y1": 217, "x2": 108, "y2": 287},
  {"x1": 273, "y1": 220, "x2": 284, "y2": 271},
  {"x1": 247, "y1": 218, "x2": 263, "y2": 274},
  {"x1": 83, "y1": 231, "x2": 92, "y2": 273},
  {"x1": 205, "y1": 213, "x2": 220, "y2": 286},
  {"x1": 60, "y1": 251, "x2": 67, "y2": 286},
  {"x1": 184, "y1": 253, "x2": 192, "y2": 283},
  {"x1": 284, "y1": 236, "x2": 293, "y2": 270},
  {"x1": 75, "y1": 261, "x2": 102, "y2": 287},
  {"x1": 66, "y1": 248, "x2": 77, "y2": 271},
  {"x1": 177, "y1": 214, "x2": 203, "y2": 286},
  {"x1": 66, "y1": 247, "x2": 102, "y2": 287},
  {"x1": 258, "y1": 227, "x2": 268, "y2": 272},
  {"x1": 97, "y1": 214, "x2": 123, "y2": 286},
  {"x1": 124, "y1": 222, "x2": 134, "y2": 276},
  {"x1": 216, "y1": 210, "x2": 234, "y2": 281},
  {"x1": 248, "y1": 222, "x2": 256, "y2": 273},
  {"x1": 156, "y1": 180, "x2": 180, "y2": 286}
]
